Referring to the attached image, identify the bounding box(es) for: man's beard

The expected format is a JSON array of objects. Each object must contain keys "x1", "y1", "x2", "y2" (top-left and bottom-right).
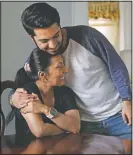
[
  {"x1": 54, "y1": 29, "x2": 68, "y2": 55},
  {"x1": 32, "y1": 30, "x2": 68, "y2": 55}
]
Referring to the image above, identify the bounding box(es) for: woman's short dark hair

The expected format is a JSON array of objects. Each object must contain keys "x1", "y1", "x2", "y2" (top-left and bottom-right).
[
  {"x1": 15, "y1": 48, "x2": 52, "y2": 88},
  {"x1": 21, "y1": 2, "x2": 60, "y2": 36}
]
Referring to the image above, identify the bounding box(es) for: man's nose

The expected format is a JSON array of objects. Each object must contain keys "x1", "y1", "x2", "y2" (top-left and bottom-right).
[{"x1": 48, "y1": 38, "x2": 57, "y2": 49}]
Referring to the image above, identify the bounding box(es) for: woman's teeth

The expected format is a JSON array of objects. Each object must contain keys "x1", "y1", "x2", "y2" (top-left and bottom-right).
[{"x1": 60, "y1": 76, "x2": 64, "y2": 79}]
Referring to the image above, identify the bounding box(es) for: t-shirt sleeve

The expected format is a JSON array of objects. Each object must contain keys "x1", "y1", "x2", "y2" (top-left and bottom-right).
[{"x1": 59, "y1": 86, "x2": 78, "y2": 112}]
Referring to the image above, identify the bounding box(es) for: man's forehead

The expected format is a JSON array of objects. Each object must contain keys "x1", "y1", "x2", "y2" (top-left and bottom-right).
[{"x1": 34, "y1": 25, "x2": 60, "y2": 39}]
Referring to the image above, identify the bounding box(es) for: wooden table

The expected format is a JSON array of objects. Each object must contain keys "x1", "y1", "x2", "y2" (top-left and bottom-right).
[{"x1": 1, "y1": 133, "x2": 131, "y2": 154}]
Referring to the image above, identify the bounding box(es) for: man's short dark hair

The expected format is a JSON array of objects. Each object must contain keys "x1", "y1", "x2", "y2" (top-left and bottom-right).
[{"x1": 21, "y1": 2, "x2": 60, "y2": 36}]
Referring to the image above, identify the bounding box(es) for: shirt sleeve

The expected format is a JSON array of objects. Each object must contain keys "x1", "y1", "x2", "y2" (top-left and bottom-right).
[{"x1": 90, "y1": 29, "x2": 131, "y2": 101}]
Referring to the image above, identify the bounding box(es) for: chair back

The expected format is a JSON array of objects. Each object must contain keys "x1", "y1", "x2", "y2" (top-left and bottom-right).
[{"x1": 0, "y1": 80, "x2": 15, "y2": 136}]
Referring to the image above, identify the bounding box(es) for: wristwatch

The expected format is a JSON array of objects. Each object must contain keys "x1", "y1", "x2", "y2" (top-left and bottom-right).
[{"x1": 46, "y1": 107, "x2": 59, "y2": 119}]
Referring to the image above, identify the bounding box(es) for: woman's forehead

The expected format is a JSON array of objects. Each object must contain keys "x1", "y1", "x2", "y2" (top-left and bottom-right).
[{"x1": 51, "y1": 55, "x2": 63, "y2": 64}]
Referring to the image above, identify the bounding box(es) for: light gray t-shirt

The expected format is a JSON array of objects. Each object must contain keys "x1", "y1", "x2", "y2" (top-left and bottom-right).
[{"x1": 62, "y1": 39, "x2": 122, "y2": 122}]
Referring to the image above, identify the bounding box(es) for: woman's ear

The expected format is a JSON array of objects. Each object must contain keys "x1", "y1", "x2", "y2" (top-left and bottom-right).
[
  {"x1": 38, "y1": 71, "x2": 48, "y2": 81},
  {"x1": 38, "y1": 71, "x2": 45, "y2": 77}
]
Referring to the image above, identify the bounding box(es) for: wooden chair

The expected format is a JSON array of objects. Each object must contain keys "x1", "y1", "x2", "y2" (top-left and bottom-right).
[{"x1": 0, "y1": 80, "x2": 15, "y2": 136}]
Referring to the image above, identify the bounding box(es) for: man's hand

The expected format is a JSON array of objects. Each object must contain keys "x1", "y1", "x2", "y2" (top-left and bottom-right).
[
  {"x1": 11, "y1": 88, "x2": 36, "y2": 109},
  {"x1": 20, "y1": 93, "x2": 50, "y2": 114},
  {"x1": 122, "y1": 101, "x2": 132, "y2": 126}
]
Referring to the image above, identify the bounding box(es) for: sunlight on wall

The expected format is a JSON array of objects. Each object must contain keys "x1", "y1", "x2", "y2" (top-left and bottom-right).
[
  {"x1": 88, "y1": 2, "x2": 120, "y2": 53},
  {"x1": 89, "y1": 19, "x2": 119, "y2": 52}
]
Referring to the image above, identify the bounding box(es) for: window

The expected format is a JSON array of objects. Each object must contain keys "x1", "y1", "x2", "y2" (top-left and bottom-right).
[{"x1": 88, "y1": 2, "x2": 120, "y2": 52}]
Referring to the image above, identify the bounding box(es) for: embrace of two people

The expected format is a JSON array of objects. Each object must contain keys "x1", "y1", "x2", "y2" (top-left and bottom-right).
[{"x1": 8, "y1": 2, "x2": 131, "y2": 142}]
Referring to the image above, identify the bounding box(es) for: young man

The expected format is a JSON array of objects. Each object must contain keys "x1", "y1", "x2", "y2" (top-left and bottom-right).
[{"x1": 9, "y1": 2, "x2": 131, "y2": 140}]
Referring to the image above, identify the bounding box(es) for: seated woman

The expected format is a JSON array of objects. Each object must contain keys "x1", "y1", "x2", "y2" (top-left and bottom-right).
[{"x1": 11, "y1": 48, "x2": 80, "y2": 138}]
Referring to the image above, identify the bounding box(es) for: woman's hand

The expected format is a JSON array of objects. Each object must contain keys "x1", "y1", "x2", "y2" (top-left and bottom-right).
[{"x1": 20, "y1": 93, "x2": 50, "y2": 114}]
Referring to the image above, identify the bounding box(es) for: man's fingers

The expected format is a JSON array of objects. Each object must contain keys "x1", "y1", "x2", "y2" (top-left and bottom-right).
[
  {"x1": 19, "y1": 94, "x2": 35, "y2": 98},
  {"x1": 122, "y1": 113, "x2": 128, "y2": 124},
  {"x1": 19, "y1": 98, "x2": 35, "y2": 105},
  {"x1": 127, "y1": 115, "x2": 132, "y2": 126},
  {"x1": 20, "y1": 95, "x2": 36, "y2": 101},
  {"x1": 122, "y1": 112, "x2": 132, "y2": 126},
  {"x1": 32, "y1": 93, "x2": 37, "y2": 96},
  {"x1": 32, "y1": 93, "x2": 38, "y2": 99},
  {"x1": 16, "y1": 88, "x2": 28, "y2": 93},
  {"x1": 14, "y1": 103, "x2": 27, "y2": 109},
  {"x1": 17, "y1": 103, "x2": 27, "y2": 109},
  {"x1": 21, "y1": 107, "x2": 31, "y2": 113}
]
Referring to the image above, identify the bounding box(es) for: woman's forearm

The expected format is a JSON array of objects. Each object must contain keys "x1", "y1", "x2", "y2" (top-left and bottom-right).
[
  {"x1": 42, "y1": 109, "x2": 80, "y2": 134},
  {"x1": 19, "y1": 97, "x2": 80, "y2": 134},
  {"x1": 39, "y1": 123, "x2": 64, "y2": 137},
  {"x1": 21, "y1": 112, "x2": 64, "y2": 137}
]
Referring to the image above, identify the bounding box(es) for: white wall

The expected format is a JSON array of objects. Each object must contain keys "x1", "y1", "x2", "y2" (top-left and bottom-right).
[
  {"x1": 119, "y1": 2, "x2": 131, "y2": 51},
  {"x1": 119, "y1": 2, "x2": 132, "y2": 77},
  {"x1": 72, "y1": 2, "x2": 88, "y2": 26}
]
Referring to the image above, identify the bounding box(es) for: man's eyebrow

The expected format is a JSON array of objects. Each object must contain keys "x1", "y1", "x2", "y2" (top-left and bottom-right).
[{"x1": 38, "y1": 29, "x2": 60, "y2": 42}]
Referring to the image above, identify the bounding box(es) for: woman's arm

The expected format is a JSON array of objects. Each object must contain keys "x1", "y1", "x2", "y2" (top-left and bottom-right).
[
  {"x1": 21, "y1": 112, "x2": 64, "y2": 138},
  {"x1": 21, "y1": 100, "x2": 80, "y2": 135},
  {"x1": 48, "y1": 87, "x2": 80, "y2": 133},
  {"x1": 48, "y1": 109, "x2": 80, "y2": 134},
  {"x1": 21, "y1": 88, "x2": 80, "y2": 134}
]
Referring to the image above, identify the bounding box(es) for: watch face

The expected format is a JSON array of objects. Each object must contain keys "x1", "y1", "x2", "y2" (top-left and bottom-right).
[
  {"x1": 46, "y1": 107, "x2": 58, "y2": 119},
  {"x1": 50, "y1": 107, "x2": 58, "y2": 116}
]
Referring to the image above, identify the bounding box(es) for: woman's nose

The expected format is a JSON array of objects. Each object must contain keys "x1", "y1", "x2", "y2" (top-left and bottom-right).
[{"x1": 64, "y1": 66, "x2": 68, "y2": 73}]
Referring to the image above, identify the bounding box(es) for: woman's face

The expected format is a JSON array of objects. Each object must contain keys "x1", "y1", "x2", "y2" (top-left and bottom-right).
[{"x1": 45, "y1": 55, "x2": 68, "y2": 86}]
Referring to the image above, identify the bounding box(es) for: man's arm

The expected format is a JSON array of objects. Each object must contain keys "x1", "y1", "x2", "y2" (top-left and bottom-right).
[
  {"x1": 8, "y1": 51, "x2": 32, "y2": 108},
  {"x1": 9, "y1": 88, "x2": 35, "y2": 108},
  {"x1": 89, "y1": 28, "x2": 131, "y2": 101},
  {"x1": 88, "y1": 28, "x2": 132, "y2": 125}
]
